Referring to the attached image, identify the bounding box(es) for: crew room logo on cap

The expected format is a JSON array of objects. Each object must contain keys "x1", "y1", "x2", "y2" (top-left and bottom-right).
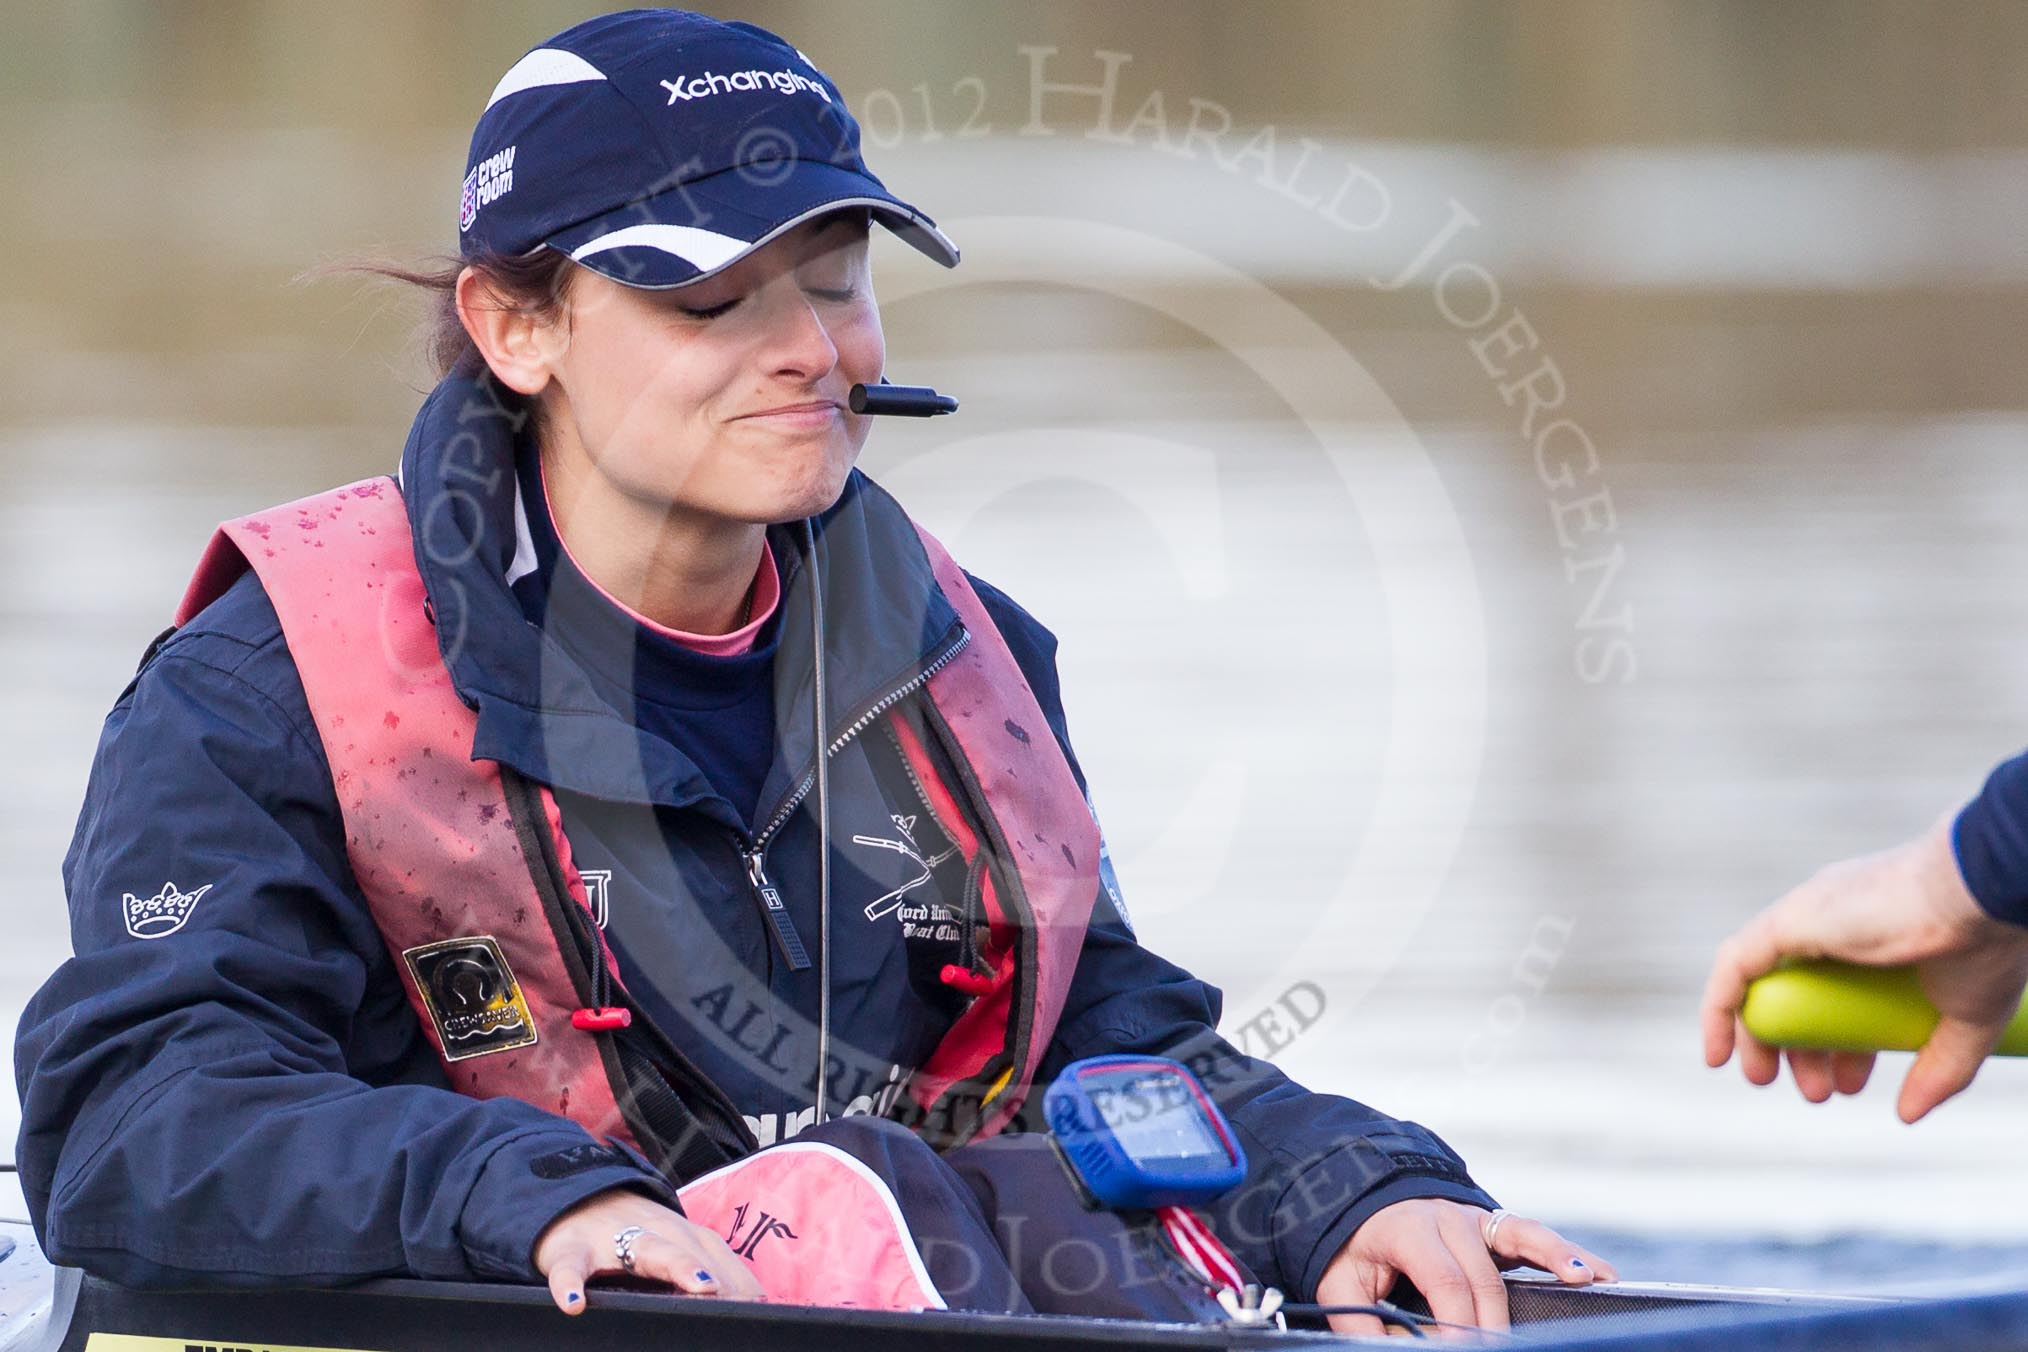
[{"x1": 459, "y1": 144, "x2": 518, "y2": 233}]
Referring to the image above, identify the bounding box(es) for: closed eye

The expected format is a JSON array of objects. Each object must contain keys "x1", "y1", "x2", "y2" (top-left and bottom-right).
[
  {"x1": 676, "y1": 297, "x2": 739, "y2": 320},
  {"x1": 674, "y1": 283, "x2": 859, "y2": 321}
]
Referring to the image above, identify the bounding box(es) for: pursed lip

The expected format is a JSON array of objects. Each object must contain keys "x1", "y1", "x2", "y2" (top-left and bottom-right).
[{"x1": 739, "y1": 400, "x2": 841, "y2": 419}]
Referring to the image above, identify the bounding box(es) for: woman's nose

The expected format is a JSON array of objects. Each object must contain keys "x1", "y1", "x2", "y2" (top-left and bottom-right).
[{"x1": 757, "y1": 283, "x2": 841, "y2": 380}]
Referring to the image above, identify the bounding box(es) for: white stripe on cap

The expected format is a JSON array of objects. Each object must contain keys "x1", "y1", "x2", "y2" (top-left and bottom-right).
[
  {"x1": 568, "y1": 223, "x2": 751, "y2": 272},
  {"x1": 485, "y1": 48, "x2": 606, "y2": 110}
]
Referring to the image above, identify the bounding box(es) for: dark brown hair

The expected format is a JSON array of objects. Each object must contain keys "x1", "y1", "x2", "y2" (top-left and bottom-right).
[{"x1": 297, "y1": 246, "x2": 577, "y2": 383}]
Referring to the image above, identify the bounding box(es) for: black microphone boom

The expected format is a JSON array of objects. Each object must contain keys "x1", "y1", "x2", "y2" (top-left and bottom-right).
[{"x1": 848, "y1": 379, "x2": 958, "y2": 417}]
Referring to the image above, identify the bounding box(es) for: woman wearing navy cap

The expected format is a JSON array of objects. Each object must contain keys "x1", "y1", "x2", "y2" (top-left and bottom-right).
[{"x1": 16, "y1": 8, "x2": 1611, "y2": 1335}]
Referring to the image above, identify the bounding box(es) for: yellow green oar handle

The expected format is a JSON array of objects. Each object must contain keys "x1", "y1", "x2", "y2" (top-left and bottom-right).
[{"x1": 1741, "y1": 959, "x2": 2028, "y2": 1056}]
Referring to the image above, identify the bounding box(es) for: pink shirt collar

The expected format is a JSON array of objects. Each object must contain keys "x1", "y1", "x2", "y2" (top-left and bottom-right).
[{"x1": 539, "y1": 460, "x2": 781, "y2": 658}]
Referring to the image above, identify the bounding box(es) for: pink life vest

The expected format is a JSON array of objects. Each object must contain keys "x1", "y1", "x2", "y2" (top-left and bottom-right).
[{"x1": 175, "y1": 477, "x2": 1100, "y2": 1171}]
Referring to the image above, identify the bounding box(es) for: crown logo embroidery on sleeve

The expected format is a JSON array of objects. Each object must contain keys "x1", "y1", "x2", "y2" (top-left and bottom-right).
[{"x1": 122, "y1": 882, "x2": 214, "y2": 940}]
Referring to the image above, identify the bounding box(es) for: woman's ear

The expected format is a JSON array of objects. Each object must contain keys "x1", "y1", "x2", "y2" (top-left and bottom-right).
[{"x1": 454, "y1": 266, "x2": 561, "y2": 396}]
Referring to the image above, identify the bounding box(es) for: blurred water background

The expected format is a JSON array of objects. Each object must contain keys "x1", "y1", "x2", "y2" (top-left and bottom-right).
[{"x1": 6, "y1": 0, "x2": 2028, "y2": 1296}]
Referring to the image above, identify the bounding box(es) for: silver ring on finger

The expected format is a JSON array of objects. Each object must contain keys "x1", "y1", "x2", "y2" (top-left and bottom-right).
[
  {"x1": 614, "y1": 1224, "x2": 651, "y2": 1274},
  {"x1": 1481, "y1": 1208, "x2": 1513, "y2": 1251}
]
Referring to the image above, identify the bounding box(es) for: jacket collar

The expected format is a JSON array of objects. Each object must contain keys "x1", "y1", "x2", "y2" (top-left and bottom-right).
[{"x1": 397, "y1": 368, "x2": 962, "y2": 824}]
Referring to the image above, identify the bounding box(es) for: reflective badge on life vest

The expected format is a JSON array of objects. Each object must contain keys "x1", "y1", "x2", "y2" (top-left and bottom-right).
[{"x1": 402, "y1": 936, "x2": 539, "y2": 1061}]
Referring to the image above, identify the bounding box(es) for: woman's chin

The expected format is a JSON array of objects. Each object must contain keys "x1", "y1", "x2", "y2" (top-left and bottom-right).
[
  {"x1": 758, "y1": 459, "x2": 858, "y2": 524},
  {"x1": 763, "y1": 481, "x2": 851, "y2": 525}
]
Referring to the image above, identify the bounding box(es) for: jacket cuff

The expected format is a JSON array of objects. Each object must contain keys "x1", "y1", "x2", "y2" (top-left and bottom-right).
[
  {"x1": 1294, "y1": 1175, "x2": 1499, "y2": 1302},
  {"x1": 1954, "y1": 782, "x2": 2028, "y2": 928},
  {"x1": 459, "y1": 1132, "x2": 678, "y2": 1281}
]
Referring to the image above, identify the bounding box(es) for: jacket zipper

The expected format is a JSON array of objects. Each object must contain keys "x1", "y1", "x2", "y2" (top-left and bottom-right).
[{"x1": 738, "y1": 627, "x2": 972, "y2": 967}]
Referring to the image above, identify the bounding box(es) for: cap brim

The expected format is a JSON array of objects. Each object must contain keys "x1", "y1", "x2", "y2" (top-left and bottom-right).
[{"x1": 543, "y1": 160, "x2": 958, "y2": 289}]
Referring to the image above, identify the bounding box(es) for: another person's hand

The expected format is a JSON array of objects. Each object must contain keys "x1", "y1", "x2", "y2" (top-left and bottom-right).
[
  {"x1": 533, "y1": 1187, "x2": 765, "y2": 1314},
  {"x1": 1701, "y1": 811, "x2": 2028, "y2": 1122},
  {"x1": 1314, "y1": 1198, "x2": 1615, "y2": 1336}
]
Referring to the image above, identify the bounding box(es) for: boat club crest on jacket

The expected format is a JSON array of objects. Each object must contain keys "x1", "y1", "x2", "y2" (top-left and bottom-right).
[{"x1": 119, "y1": 881, "x2": 213, "y2": 940}]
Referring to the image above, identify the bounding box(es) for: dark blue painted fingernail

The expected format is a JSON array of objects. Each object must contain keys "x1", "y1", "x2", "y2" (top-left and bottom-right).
[
  {"x1": 1570, "y1": 1259, "x2": 1588, "y2": 1269},
  {"x1": 695, "y1": 1269, "x2": 715, "y2": 1284},
  {"x1": 566, "y1": 1292, "x2": 582, "y2": 1305}
]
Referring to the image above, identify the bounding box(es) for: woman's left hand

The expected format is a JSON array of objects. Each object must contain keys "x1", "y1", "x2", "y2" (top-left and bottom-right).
[{"x1": 1314, "y1": 1198, "x2": 1617, "y2": 1336}]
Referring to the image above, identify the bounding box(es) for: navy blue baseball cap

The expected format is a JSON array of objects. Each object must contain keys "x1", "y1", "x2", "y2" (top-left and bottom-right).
[{"x1": 458, "y1": 8, "x2": 958, "y2": 288}]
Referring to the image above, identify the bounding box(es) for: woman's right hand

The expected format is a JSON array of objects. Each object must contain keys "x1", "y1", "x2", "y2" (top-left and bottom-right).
[{"x1": 533, "y1": 1187, "x2": 766, "y2": 1313}]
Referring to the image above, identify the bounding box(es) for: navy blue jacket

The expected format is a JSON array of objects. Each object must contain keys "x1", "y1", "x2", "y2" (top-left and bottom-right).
[{"x1": 16, "y1": 372, "x2": 1494, "y2": 1300}]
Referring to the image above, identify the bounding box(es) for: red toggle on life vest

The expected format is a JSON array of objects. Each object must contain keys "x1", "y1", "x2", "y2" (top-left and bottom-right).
[{"x1": 175, "y1": 477, "x2": 1099, "y2": 1174}]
